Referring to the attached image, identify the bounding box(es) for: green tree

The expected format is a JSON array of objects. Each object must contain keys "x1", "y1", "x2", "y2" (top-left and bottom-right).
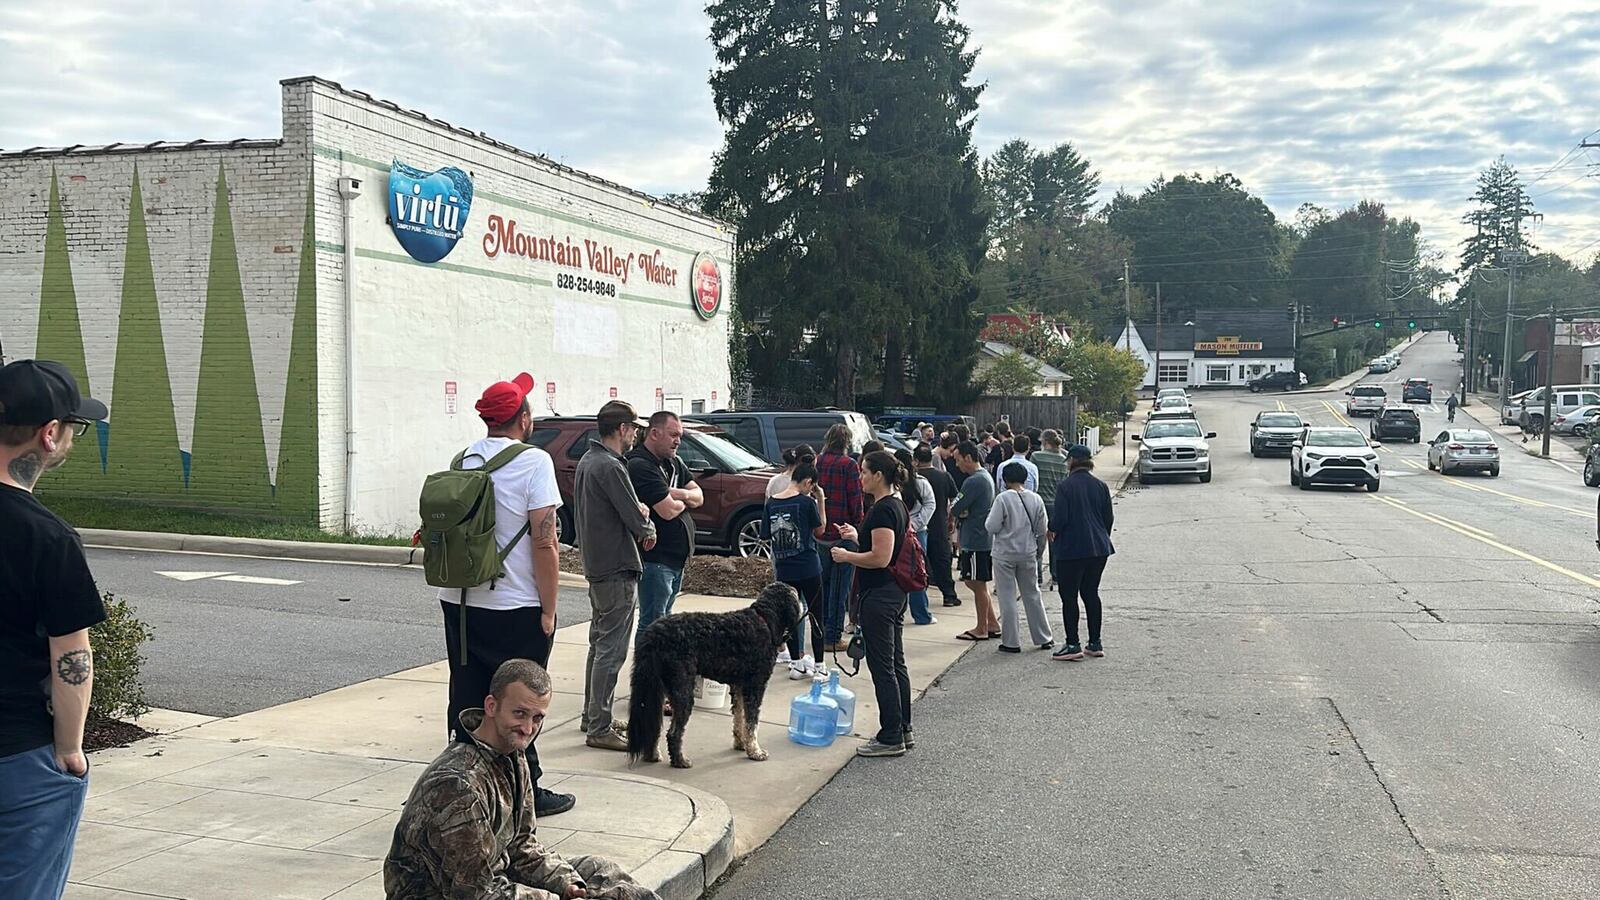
[
  {"x1": 1061, "y1": 339, "x2": 1145, "y2": 414},
  {"x1": 1459, "y1": 157, "x2": 1536, "y2": 274},
  {"x1": 705, "y1": 0, "x2": 988, "y2": 408},
  {"x1": 1104, "y1": 173, "x2": 1288, "y2": 311},
  {"x1": 980, "y1": 349, "x2": 1044, "y2": 395}
]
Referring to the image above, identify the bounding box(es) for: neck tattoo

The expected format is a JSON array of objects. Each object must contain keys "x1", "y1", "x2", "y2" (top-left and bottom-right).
[{"x1": 7, "y1": 452, "x2": 44, "y2": 489}]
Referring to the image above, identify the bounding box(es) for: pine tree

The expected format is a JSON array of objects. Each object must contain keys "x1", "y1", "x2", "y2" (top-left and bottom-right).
[
  {"x1": 706, "y1": 0, "x2": 988, "y2": 408},
  {"x1": 1459, "y1": 157, "x2": 1536, "y2": 273}
]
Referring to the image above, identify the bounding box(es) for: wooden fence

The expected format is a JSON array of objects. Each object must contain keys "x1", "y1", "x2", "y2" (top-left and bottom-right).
[{"x1": 967, "y1": 395, "x2": 1077, "y2": 441}]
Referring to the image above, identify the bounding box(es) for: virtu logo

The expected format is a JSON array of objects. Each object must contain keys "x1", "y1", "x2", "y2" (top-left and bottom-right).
[{"x1": 388, "y1": 161, "x2": 474, "y2": 263}]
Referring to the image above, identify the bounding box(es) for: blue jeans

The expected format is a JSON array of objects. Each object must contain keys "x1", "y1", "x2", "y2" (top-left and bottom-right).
[
  {"x1": 908, "y1": 531, "x2": 934, "y2": 624},
  {"x1": 0, "y1": 743, "x2": 89, "y2": 899},
  {"x1": 817, "y1": 539, "x2": 856, "y2": 644},
  {"x1": 636, "y1": 561, "x2": 684, "y2": 638}
]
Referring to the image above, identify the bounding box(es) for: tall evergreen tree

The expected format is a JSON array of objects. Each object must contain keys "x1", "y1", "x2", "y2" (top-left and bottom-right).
[
  {"x1": 706, "y1": 0, "x2": 988, "y2": 407},
  {"x1": 1459, "y1": 157, "x2": 1536, "y2": 273}
]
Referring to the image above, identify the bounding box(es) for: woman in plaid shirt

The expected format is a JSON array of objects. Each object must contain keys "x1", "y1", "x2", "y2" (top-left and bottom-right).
[{"x1": 815, "y1": 424, "x2": 863, "y2": 651}]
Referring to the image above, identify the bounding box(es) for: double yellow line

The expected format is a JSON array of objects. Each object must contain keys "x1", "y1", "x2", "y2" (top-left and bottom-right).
[
  {"x1": 1319, "y1": 399, "x2": 1355, "y2": 428},
  {"x1": 1371, "y1": 495, "x2": 1600, "y2": 589}
]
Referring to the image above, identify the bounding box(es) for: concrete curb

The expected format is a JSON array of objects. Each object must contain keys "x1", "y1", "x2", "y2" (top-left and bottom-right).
[
  {"x1": 604, "y1": 771, "x2": 736, "y2": 900},
  {"x1": 78, "y1": 528, "x2": 420, "y2": 565}
]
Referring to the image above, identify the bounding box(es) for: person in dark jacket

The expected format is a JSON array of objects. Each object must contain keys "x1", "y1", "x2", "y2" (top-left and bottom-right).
[{"x1": 1046, "y1": 444, "x2": 1114, "y2": 661}]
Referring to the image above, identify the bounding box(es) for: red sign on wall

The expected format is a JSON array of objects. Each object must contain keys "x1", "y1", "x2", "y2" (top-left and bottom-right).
[
  {"x1": 609, "y1": 387, "x2": 618, "y2": 399},
  {"x1": 445, "y1": 381, "x2": 457, "y2": 416}
]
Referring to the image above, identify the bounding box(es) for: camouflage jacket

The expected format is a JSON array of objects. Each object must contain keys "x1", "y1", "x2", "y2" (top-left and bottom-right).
[{"x1": 385, "y1": 710, "x2": 582, "y2": 900}]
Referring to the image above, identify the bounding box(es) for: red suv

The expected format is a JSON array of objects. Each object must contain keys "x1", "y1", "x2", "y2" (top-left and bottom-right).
[{"x1": 528, "y1": 417, "x2": 780, "y2": 558}]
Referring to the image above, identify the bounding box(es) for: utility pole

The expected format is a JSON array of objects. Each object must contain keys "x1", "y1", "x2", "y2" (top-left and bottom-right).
[
  {"x1": 1540, "y1": 299, "x2": 1558, "y2": 458},
  {"x1": 1154, "y1": 282, "x2": 1162, "y2": 394},
  {"x1": 1122, "y1": 259, "x2": 1131, "y2": 466},
  {"x1": 1497, "y1": 230, "x2": 1526, "y2": 416},
  {"x1": 1462, "y1": 313, "x2": 1472, "y2": 403}
]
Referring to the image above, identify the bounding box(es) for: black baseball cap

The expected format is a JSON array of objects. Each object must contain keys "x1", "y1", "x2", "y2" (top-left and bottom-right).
[{"x1": 0, "y1": 360, "x2": 108, "y2": 428}]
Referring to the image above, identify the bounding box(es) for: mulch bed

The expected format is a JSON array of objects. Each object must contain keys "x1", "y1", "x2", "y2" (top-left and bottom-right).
[
  {"x1": 85, "y1": 711, "x2": 153, "y2": 752},
  {"x1": 559, "y1": 545, "x2": 772, "y2": 600}
]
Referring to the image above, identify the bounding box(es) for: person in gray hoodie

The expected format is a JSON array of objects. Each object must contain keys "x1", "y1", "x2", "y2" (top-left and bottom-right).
[
  {"x1": 984, "y1": 461, "x2": 1053, "y2": 653},
  {"x1": 573, "y1": 401, "x2": 656, "y2": 751}
]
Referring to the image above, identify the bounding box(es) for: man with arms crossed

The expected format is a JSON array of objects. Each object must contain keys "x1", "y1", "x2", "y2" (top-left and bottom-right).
[
  {"x1": 0, "y1": 360, "x2": 108, "y2": 899},
  {"x1": 440, "y1": 372, "x2": 574, "y2": 817},
  {"x1": 627, "y1": 411, "x2": 703, "y2": 637}
]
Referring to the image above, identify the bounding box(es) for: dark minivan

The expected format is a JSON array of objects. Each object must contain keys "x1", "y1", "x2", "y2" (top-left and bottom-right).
[
  {"x1": 1370, "y1": 406, "x2": 1421, "y2": 442},
  {"x1": 687, "y1": 409, "x2": 875, "y2": 462}
]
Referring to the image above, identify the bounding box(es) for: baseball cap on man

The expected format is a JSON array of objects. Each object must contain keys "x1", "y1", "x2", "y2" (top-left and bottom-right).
[
  {"x1": 0, "y1": 359, "x2": 108, "y2": 428},
  {"x1": 596, "y1": 400, "x2": 645, "y2": 433},
  {"x1": 475, "y1": 373, "x2": 535, "y2": 425},
  {"x1": 1066, "y1": 444, "x2": 1094, "y2": 460}
]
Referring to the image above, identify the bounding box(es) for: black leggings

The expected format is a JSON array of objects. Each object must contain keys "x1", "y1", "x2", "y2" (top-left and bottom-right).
[
  {"x1": 1055, "y1": 556, "x2": 1108, "y2": 645},
  {"x1": 442, "y1": 600, "x2": 553, "y2": 783},
  {"x1": 781, "y1": 573, "x2": 825, "y2": 660}
]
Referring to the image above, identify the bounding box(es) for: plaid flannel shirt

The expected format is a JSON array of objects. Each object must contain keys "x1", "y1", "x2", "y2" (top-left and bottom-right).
[{"x1": 815, "y1": 450, "x2": 863, "y2": 541}]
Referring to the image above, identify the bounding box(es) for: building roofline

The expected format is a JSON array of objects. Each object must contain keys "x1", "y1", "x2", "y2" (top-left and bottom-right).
[
  {"x1": 0, "y1": 138, "x2": 282, "y2": 159},
  {"x1": 281, "y1": 75, "x2": 734, "y2": 232}
]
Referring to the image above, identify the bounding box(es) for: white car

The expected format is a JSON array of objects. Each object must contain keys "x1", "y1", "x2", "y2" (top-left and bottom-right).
[
  {"x1": 1501, "y1": 389, "x2": 1537, "y2": 425},
  {"x1": 1426, "y1": 428, "x2": 1499, "y2": 477},
  {"x1": 1290, "y1": 427, "x2": 1381, "y2": 492},
  {"x1": 1134, "y1": 418, "x2": 1215, "y2": 485},
  {"x1": 1155, "y1": 388, "x2": 1190, "y2": 403},
  {"x1": 1344, "y1": 385, "x2": 1388, "y2": 417},
  {"x1": 1147, "y1": 395, "x2": 1195, "y2": 419}
]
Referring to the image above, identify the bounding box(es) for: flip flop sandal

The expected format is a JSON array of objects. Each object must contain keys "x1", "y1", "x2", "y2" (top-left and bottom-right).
[{"x1": 955, "y1": 631, "x2": 990, "y2": 641}]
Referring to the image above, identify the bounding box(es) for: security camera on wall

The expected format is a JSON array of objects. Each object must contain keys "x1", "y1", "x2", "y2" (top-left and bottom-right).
[{"x1": 338, "y1": 176, "x2": 362, "y2": 199}]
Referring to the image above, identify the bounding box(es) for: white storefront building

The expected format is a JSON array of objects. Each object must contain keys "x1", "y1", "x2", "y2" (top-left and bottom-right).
[
  {"x1": 0, "y1": 77, "x2": 734, "y2": 534},
  {"x1": 1113, "y1": 308, "x2": 1298, "y2": 389}
]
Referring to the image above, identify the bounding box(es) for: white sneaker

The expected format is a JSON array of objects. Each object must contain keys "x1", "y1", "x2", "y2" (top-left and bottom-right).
[
  {"x1": 787, "y1": 660, "x2": 810, "y2": 680},
  {"x1": 776, "y1": 648, "x2": 792, "y2": 665},
  {"x1": 800, "y1": 654, "x2": 816, "y2": 673}
]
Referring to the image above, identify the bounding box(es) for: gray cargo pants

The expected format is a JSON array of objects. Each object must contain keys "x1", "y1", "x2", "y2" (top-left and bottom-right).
[
  {"x1": 583, "y1": 574, "x2": 638, "y2": 736},
  {"x1": 995, "y1": 555, "x2": 1054, "y2": 648}
]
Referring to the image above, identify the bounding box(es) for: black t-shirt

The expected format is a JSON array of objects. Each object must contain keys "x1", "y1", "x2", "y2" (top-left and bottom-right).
[
  {"x1": 857, "y1": 494, "x2": 908, "y2": 592},
  {"x1": 920, "y1": 466, "x2": 957, "y2": 537},
  {"x1": 0, "y1": 485, "x2": 107, "y2": 757},
  {"x1": 626, "y1": 447, "x2": 697, "y2": 568}
]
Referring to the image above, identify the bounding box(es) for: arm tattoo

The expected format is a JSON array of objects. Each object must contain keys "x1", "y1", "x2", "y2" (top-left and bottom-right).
[
  {"x1": 532, "y1": 509, "x2": 558, "y2": 548},
  {"x1": 56, "y1": 649, "x2": 92, "y2": 686},
  {"x1": 8, "y1": 451, "x2": 44, "y2": 488}
]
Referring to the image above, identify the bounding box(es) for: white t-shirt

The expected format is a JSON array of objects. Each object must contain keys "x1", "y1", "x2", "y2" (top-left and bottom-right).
[
  {"x1": 766, "y1": 471, "x2": 792, "y2": 499},
  {"x1": 437, "y1": 437, "x2": 562, "y2": 611}
]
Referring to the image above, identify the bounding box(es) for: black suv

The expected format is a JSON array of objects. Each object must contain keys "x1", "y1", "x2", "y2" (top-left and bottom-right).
[
  {"x1": 1370, "y1": 406, "x2": 1421, "y2": 442},
  {"x1": 687, "y1": 409, "x2": 875, "y2": 462},
  {"x1": 1402, "y1": 378, "x2": 1433, "y2": 403},
  {"x1": 1248, "y1": 371, "x2": 1301, "y2": 393}
]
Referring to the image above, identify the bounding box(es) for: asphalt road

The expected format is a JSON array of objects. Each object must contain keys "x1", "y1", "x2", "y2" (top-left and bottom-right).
[
  {"x1": 85, "y1": 548, "x2": 594, "y2": 717},
  {"x1": 711, "y1": 332, "x2": 1600, "y2": 900}
]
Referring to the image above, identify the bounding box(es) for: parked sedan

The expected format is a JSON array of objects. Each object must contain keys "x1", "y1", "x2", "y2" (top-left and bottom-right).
[
  {"x1": 1426, "y1": 429, "x2": 1500, "y2": 477},
  {"x1": 1551, "y1": 405, "x2": 1600, "y2": 436},
  {"x1": 1584, "y1": 440, "x2": 1600, "y2": 487}
]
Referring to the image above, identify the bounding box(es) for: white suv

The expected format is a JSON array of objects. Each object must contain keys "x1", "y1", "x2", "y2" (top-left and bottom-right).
[
  {"x1": 1345, "y1": 385, "x2": 1388, "y2": 417},
  {"x1": 1291, "y1": 427, "x2": 1381, "y2": 492}
]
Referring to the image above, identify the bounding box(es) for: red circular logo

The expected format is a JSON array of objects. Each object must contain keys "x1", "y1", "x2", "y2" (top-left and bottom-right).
[{"x1": 692, "y1": 252, "x2": 722, "y2": 319}]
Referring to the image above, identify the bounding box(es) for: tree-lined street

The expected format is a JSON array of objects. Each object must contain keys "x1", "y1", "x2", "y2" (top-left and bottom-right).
[{"x1": 712, "y1": 332, "x2": 1600, "y2": 899}]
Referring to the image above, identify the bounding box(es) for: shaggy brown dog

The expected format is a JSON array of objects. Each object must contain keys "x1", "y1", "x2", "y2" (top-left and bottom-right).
[{"x1": 627, "y1": 583, "x2": 805, "y2": 768}]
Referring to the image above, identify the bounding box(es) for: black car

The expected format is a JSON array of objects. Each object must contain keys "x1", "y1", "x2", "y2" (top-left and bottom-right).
[
  {"x1": 687, "y1": 409, "x2": 876, "y2": 462},
  {"x1": 1370, "y1": 406, "x2": 1421, "y2": 442},
  {"x1": 1248, "y1": 371, "x2": 1301, "y2": 393},
  {"x1": 1402, "y1": 378, "x2": 1432, "y2": 403}
]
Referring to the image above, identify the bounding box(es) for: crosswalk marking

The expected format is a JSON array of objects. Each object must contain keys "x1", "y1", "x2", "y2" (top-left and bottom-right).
[
  {"x1": 156, "y1": 571, "x2": 235, "y2": 581},
  {"x1": 215, "y1": 575, "x2": 304, "y2": 586}
]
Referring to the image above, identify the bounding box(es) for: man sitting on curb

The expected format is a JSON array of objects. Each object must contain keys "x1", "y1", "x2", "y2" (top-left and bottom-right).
[{"x1": 385, "y1": 659, "x2": 660, "y2": 900}]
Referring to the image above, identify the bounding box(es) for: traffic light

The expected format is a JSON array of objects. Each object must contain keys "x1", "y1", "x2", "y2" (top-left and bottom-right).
[
  {"x1": 1373, "y1": 318, "x2": 1383, "y2": 328},
  {"x1": 1407, "y1": 319, "x2": 1417, "y2": 330},
  {"x1": 1332, "y1": 316, "x2": 1342, "y2": 326}
]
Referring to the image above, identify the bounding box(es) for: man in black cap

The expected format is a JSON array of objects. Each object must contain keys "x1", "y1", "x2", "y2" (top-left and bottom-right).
[{"x1": 0, "y1": 359, "x2": 109, "y2": 900}]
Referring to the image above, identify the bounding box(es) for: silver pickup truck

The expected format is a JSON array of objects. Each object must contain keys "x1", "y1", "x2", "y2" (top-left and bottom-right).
[{"x1": 1344, "y1": 385, "x2": 1388, "y2": 417}]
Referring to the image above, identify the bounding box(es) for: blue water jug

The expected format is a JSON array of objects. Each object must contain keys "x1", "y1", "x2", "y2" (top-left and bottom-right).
[
  {"x1": 788, "y1": 678, "x2": 839, "y2": 747},
  {"x1": 820, "y1": 668, "x2": 856, "y2": 735}
]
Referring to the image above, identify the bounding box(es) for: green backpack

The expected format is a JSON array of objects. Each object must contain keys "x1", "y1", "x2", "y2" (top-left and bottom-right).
[{"x1": 419, "y1": 443, "x2": 535, "y2": 661}]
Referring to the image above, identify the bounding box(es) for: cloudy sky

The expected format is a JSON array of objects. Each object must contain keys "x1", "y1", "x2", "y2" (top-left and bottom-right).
[{"x1": 4, "y1": 0, "x2": 1599, "y2": 270}]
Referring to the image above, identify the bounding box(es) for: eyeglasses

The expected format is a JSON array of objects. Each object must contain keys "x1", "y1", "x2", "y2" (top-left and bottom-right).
[{"x1": 64, "y1": 419, "x2": 91, "y2": 438}]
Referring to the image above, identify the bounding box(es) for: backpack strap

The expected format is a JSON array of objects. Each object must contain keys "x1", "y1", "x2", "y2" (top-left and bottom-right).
[{"x1": 480, "y1": 442, "x2": 535, "y2": 473}]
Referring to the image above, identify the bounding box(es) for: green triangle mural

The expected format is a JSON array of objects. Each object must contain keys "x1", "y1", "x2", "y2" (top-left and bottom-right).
[
  {"x1": 104, "y1": 166, "x2": 184, "y2": 496},
  {"x1": 33, "y1": 170, "x2": 102, "y2": 486},
  {"x1": 274, "y1": 184, "x2": 320, "y2": 521},
  {"x1": 187, "y1": 164, "x2": 272, "y2": 507}
]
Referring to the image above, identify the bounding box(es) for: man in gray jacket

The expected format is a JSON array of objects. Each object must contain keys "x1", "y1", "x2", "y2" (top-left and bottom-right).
[
  {"x1": 984, "y1": 461, "x2": 1053, "y2": 653},
  {"x1": 574, "y1": 401, "x2": 656, "y2": 751}
]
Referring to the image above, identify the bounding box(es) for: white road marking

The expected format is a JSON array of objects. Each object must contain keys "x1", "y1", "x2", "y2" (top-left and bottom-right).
[
  {"x1": 156, "y1": 570, "x2": 236, "y2": 581},
  {"x1": 215, "y1": 575, "x2": 304, "y2": 586}
]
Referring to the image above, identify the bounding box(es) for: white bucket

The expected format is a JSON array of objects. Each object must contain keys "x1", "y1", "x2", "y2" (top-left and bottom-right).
[{"x1": 693, "y1": 676, "x2": 728, "y2": 710}]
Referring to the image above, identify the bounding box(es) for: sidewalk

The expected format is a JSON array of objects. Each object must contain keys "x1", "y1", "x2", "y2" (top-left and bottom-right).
[
  {"x1": 1462, "y1": 392, "x2": 1588, "y2": 467},
  {"x1": 70, "y1": 587, "x2": 982, "y2": 900}
]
